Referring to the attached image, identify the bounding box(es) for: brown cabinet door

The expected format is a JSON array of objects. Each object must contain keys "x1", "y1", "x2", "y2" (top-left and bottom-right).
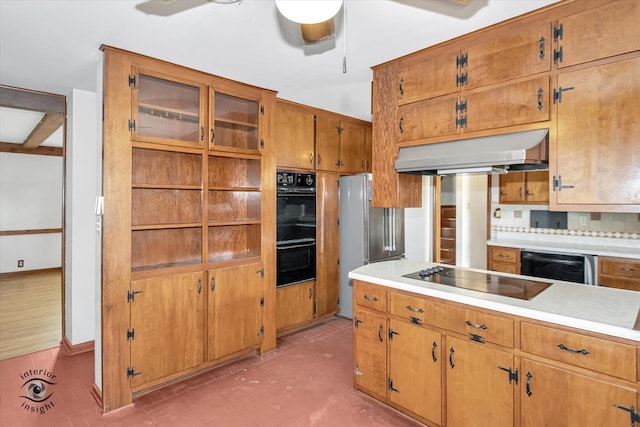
[
  {"x1": 130, "y1": 271, "x2": 204, "y2": 388},
  {"x1": 499, "y1": 172, "x2": 526, "y2": 203},
  {"x1": 446, "y1": 336, "x2": 514, "y2": 427},
  {"x1": 315, "y1": 114, "x2": 341, "y2": 172},
  {"x1": 388, "y1": 320, "x2": 442, "y2": 425},
  {"x1": 397, "y1": 94, "x2": 459, "y2": 142},
  {"x1": 208, "y1": 264, "x2": 263, "y2": 360},
  {"x1": 554, "y1": 57, "x2": 640, "y2": 208},
  {"x1": 556, "y1": 0, "x2": 640, "y2": 69},
  {"x1": 316, "y1": 172, "x2": 340, "y2": 317},
  {"x1": 520, "y1": 359, "x2": 637, "y2": 427},
  {"x1": 353, "y1": 308, "x2": 387, "y2": 400},
  {"x1": 524, "y1": 170, "x2": 549, "y2": 203},
  {"x1": 339, "y1": 121, "x2": 367, "y2": 174},
  {"x1": 397, "y1": 44, "x2": 461, "y2": 105},
  {"x1": 466, "y1": 19, "x2": 551, "y2": 90},
  {"x1": 276, "y1": 281, "x2": 315, "y2": 331},
  {"x1": 464, "y1": 75, "x2": 550, "y2": 132},
  {"x1": 210, "y1": 89, "x2": 261, "y2": 153},
  {"x1": 364, "y1": 125, "x2": 372, "y2": 173},
  {"x1": 274, "y1": 101, "x2": 315, "y2": 169}
]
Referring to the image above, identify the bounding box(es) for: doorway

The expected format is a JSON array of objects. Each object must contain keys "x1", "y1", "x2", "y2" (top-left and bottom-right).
[{"x1": 0, "y1": 85, "x2": 65, "y2": 359}]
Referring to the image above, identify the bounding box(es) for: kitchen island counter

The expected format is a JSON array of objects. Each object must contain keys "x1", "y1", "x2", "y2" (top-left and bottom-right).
[{"x1": 349, "y1": 259, "x2": 640, "y2": 342}]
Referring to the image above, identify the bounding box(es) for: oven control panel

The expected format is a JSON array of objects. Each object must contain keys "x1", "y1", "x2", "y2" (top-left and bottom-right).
[{"x1": 277, "y1": 171, "x2": 315, "y2": 192}]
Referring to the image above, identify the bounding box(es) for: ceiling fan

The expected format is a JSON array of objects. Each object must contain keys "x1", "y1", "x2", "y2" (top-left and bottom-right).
[{"x1": 275, "y1": 0, "x2": 475, "y2": 45}]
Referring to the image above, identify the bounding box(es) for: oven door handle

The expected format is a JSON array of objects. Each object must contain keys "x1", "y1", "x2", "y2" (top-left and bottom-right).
[{"x1": 277, "y1": 242, "x2": 316, "y2": 250}]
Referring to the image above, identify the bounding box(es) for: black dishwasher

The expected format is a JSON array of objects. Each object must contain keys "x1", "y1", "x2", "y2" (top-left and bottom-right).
[{"x1": 520, "y1": 250, "x2": 597, "y2": 285}]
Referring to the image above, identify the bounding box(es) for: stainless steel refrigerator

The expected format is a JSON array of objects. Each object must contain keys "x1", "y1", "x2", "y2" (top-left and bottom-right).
[{"x1": 338, "y1": 173, "x2": 405, "y2": 318}]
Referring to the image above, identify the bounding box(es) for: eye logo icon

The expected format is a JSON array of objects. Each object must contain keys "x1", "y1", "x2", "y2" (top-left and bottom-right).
[{"x1": 21, "y1": 378, "x2": 56, "y2": 403}]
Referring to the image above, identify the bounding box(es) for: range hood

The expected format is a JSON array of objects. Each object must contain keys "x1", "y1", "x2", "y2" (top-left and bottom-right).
[{"x1": 395, "y1": 128, "x2": 549, "y2": 175}]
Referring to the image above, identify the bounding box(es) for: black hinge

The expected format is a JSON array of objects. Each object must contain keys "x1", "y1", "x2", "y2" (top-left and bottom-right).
[
  {"x1": 354, "y1": 317, "x2": 362, "y2": 329},
  {"x1": 388, "y1": 328, "x2": 400, "y2": 341},
  {"x1": 128, "y1": 119, "x2": 136, "y2": 132},
  {"x1": 260, "y1": 139, "x2": 264, "y2": 149},
  {"x1": 469, "y1": 333, "x2": 485, "y2": 343},
  {"x1": 337, "y1": 126, "x2": 343, "y2": 134},
  {"x1": 260, "y1": 105, "x2": 264, "y2": 115},
  {"x1": 126, "y1": 328, "x2": 135, "y2": 341},
  {"x1": 128, "y1": 75, "x2": 136, "y2": 87},
  {"x1": 387, "y1": 378, "x2": 399, "y2": 393},
  {"x1": 553, "y1": 86, "x2": 575, "y2": 104},
  {"x1": 456, "y1": 52, "x2": 468, "y2": 68},
  {"x1": 257, "y1": 268, "x2": 264, "y2": 278},
  {"x1": 126, "y1": 367, "x2": 142, "y2": 379},
  {"x1": 553, "y1": 23, "x2": 563, "y2": 41},
  {"x1": 260, "y1": 297, "x2": 264, "y2": 307},
  {"x1": 127, "y1": 290, "x2": 143, "y2": 303},
  {"x1": 498, "y1": 366, "x2": 519, "y2": 384},
  {"x1": 613, "y1": 404, "x2": 640, "y2": 426},
  {"x1": 409, "y1": 316, "x2": 422, "y2": 326},
  {"x1": 456, "y1": 116, "x2": 467, "y2": 129},
  {"x1": 553, "y1": 46, "x2": 563, "y2": 64},
  {"x1": 456, "y1": 72, "x2": 468, "y2": 87},
  {"x1": 257, "y1": 326, "x2": 264, "y2": 337},
  {"x1": 456, "y1": 100, "x2": 467, "y2": 112}
]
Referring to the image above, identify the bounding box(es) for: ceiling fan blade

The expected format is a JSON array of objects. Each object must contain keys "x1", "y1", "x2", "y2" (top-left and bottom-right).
[
  {"x1": 301, "y1": 18, "x2": 336, "y2": 44},
  {"x1": 448, "y1": 0, "x2": 474, "y2": 4}
]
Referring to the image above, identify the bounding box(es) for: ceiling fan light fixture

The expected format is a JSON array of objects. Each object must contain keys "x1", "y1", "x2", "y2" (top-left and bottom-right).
[{"x1": 275, "y1": 0, "x2": 343, "y2": 24}]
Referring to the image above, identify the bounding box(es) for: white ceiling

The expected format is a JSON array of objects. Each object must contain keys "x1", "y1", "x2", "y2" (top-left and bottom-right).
[{"x1": 0, "y1": 0, "x2": 558, "y2": 122}]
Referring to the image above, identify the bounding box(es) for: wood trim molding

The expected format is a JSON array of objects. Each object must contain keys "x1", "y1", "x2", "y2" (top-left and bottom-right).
[
  {"x1": 0, "y1": 228, "x2": 62, "y2": 236},
  {"x1": 91, "y1": 383, "x2": 103, "y2": 412},
  {"x1": 61, "y1": 336, "x2": 95, "y2": 356},
  {"x1": 0, "y1": 142, "x2": 63, "y2": 156},
  {"x1": 0, "y1": 267, "x2": 61, "y2": 280}
]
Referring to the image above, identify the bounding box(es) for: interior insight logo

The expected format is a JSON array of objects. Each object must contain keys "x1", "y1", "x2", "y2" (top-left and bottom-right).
[{"x1": 19, "y1": 368, "x2": 57, "y2": 415}]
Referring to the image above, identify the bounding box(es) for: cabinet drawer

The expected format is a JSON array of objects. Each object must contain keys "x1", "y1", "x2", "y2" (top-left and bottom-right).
[
  {"x1": 520, "y1": 322, "x2": 636, "y2": 382},
  {"x1": 600, "y1": 257, "x2": 640, "y2": 280},
  {"x1": 390, "y1": 292, "x2": 514, "y2": 347},
  {"x1": 491, "y1": 262, "x2": 518, "y2": 275},
  {"x1": 491, "y1": 247, "x2": 519, "y2": 264},
  {"x1": 353, "y1": 281, "x2": 387, "y2": 312}
]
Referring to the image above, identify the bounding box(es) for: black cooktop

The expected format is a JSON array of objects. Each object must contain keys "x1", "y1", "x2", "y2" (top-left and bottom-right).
[{"x1": 403, "y1": 266, "x2": 551, "y2": 300}]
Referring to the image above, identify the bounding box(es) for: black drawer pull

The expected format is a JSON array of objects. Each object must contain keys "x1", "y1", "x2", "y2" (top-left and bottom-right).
[
  {"x1": 363, "y1": 294, "x2": 378, "y2": 302},
  {"x1": 449, "y1": 347, "x2": 455, "y2": 369},
  {"x1": 406, "y1": 305, "x2": 424, "y2": 313},
  {"x1": 431, "y1": 341, "x2": 438, "y2": 362},
  {"x1": 465, "y1": 320, "x2": 488, "y2": 330},
  {"x1": 557, "y1": 343, "x2": 590, "y2": 355}
]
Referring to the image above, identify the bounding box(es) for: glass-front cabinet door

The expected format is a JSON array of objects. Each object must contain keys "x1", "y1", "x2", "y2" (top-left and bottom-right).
[
  {"x1": 132, "y1": 68, "x2": 206, "y2": 147},
  {"x1": 210, "y1": 89, "x2": 261, "y2": 153}
]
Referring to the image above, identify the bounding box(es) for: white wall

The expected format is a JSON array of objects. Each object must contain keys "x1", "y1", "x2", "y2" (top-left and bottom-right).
[
  {"x1": 0, "y1": 152, "x2": 63, "y2": 272},
  {"x1": 64, "y1": 88, "x2": 98, "y2": 346},
  {"x1": 404, "y1": 176, "x2": 433, "y2": 262},
  {"x1": 456, "y1": 174, "x2": 488, "y2": 269}
]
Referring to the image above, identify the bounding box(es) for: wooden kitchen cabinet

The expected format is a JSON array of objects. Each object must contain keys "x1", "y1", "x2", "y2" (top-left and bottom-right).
[
  {"x1": 488, "y1": 246, "x2": 520, "y2": 275},
  {"x1": 208, "y1": 264, "x2": 264, "y2": 361},
  {"x1": 499, "y1": 170, "x2": 549, "y2": 204},
  {"x1": 276, "y1": 281, "x2": 315, "y2": 332},
  {"x1": 315, "y1": 172, "x2": 340, "y2": 318},
  {"x1": 315, "y1": 113, "x2": 370, "y2": 174},
  {"x1": 274, "y1": 100, "x2": 315, "y2": 169},
  {"x1": 552, "y1": 57, "x2": 640, "y2": 211},
  {"x1": 445, "y1": 336, "x2": 515, "y2": 427},
  {"x1": 129, "y1": 271, "x2": 205, "y2": 390},
  {"x1": 553, "y1": 0, "x2": 640, "y2": 69},
  {"x1": 314, "y1": 113, "x2": 341, "y2": 172},
  {"x1": 353, "y1": 307, "x2": 388, "y2": 400},
  {"x1": 397, "y1": 93, "x2": 459, "y2": 143},
  {"x1": 102, "y1": 46, "x2": 277, "y2": 410},
  {"x1": 599, "y1": 256, "x2": 640, "y2": 291},
  {"x1": 339, "y1": 121, "x2": 368, "y2": 174},
  {"x1": 387, "y1": 319, "x2": 442, "y2": 425},
  {"x1": 520, "y1": 358, "x2": 637, "y2": 427}
]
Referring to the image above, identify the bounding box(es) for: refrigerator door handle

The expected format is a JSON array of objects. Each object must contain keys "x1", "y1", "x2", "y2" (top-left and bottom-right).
[{"x1": 390, "y1": 209, "x2": 396, "y2": 252}]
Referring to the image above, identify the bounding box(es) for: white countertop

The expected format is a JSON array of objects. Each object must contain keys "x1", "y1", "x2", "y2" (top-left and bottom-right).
[
  {"x1": 349, "y1": 259, "x2": 640, "y2": 342},
  {"x1": 487, "y1": 237, "x2": 640, "y2": 260}
]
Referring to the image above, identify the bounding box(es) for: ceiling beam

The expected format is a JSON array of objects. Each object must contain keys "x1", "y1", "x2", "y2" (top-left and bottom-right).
[
  {"x1": 0, "y1": 85, "x2": 65, "y2": 114},
  {"x1": 22, "y1": 113, "x2": 64, "y2": 149},
  {"x1": 0, "y1": 141, "x2": 62, "y2": 156}
]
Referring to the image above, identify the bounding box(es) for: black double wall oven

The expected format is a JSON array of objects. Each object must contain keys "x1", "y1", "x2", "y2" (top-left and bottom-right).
[{"x1": 276, "y1": 171, "x2": 316, "y2": 287}]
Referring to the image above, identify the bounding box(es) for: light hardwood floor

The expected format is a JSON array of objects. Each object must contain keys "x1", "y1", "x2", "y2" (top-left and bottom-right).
[{"x1": 0, "y1": 271, "x2": 62, "y2": 360}]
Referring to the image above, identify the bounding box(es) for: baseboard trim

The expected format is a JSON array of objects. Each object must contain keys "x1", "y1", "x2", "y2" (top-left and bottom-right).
[
  {"x1": 91, "y1": 383, "x2": 103, "y2": 412},
  {"x1": 0, "y1": 267, "x2": 61, "y2": 280},
  {"x1": 61, "y1": 336, "x2": 94, "y2": 356}
]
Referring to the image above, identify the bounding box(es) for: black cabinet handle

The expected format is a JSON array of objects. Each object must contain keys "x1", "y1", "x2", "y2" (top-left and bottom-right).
[
  {"x1": 406, "y1": 305, "x2": 424, "y2": 313},
  {"x1": 539, "y1": 36, "x2": 545, "y2": 60},
  {"x1": 465, "y1": 320, "x2": 488, "y2": 330},
  {"x1": 399, "y1": 116, "x2": 404, "y2": 134},
  {"x1": 537, "y1": 87, "x2": 544, "y2": 111},
  {"x1": 197, "y1": 278, "x2": 202, "y2": 294},
  {"x1": 432, "y1": 341, "x2": 438, "y2": 362},
  {"x1": 449, "y1": 347, "x2": 455, "y2": 369},
  {"x1": 200, "y1": 126, "x2": 205, "y2": 142},
  {"x1": 378, "y1": 324, "x2": 384, "y2": 342},
  {"x1": 557, "y1": 343, "x2": 590, "y2": 355},
  {"x1": 210, "y1": 128, "x2": 215, "y2": 143},
  {"x1": 526, "y1": 372, "x2": 533, "y2": 397},
  {"x1": 399, "y1": 78, "x2": 404, "y2": 96},
  {"x1": 363, "y1": 294, "x2": 378, "y2": 302}
]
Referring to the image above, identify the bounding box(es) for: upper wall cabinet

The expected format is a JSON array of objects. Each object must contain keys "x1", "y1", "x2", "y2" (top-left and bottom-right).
[
  {"x1": 210, "y1": 89, "x2": 261, "y2": 153},
  {"x1": 131, "y1": 69, "x2": 207, "y2": 148},
  {"x1": 554, "y1": 0, "x2": 640, "y2": 69},
  {"x1": 274, "y1": 100, "x2": 315, "y2": 170}
]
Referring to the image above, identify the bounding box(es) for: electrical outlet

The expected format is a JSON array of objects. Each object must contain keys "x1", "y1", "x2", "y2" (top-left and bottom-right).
[{"x1": 17, "y1": 259, "x2": 24, "y2": 268}]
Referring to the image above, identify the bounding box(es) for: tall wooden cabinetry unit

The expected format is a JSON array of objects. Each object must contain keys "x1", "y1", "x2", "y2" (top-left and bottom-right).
[
  {"x1": 101, "y1": 46, "x2": 277, "y2": 412},
  {"x1": 372, "y1": 0, "x2": 640, "y2": 212},
  {"x1": 316, "y1": 172, "x2": 340, "y2": 318}
]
